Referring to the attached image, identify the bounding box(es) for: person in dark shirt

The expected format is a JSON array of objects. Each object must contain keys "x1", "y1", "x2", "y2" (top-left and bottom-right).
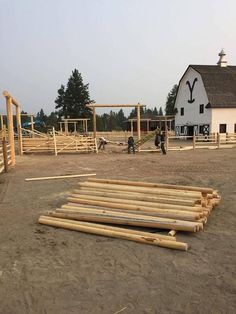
[
  {"x1": 127, "y1": 136, "x2": 135, "y2": 154},
  {"x1": 160, "y1": 130, "x2": 167, "y2": 155}
]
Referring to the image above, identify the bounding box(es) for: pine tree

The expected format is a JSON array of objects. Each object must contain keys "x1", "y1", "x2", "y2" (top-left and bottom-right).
[
  {"x1": 165, "y1": 84, "x2": 178, "y2": 115},
  {"x1": 158, "y1": 107, "x2": 163, "y2": 116},
  {"x1": 36, "y1": 109, "x2": 47, "y2": 124},
  {"x1": 55, "y1": 69, "x2": 93, "y2": 119}
]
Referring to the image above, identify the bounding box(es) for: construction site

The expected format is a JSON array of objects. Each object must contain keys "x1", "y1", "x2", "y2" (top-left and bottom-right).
[{"x1": 0, "y1": 88, "x2": 236, "y2": 314}]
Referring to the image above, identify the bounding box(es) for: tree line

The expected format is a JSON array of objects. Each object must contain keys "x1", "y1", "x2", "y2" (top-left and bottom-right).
[{"x1": 23, "y1": 69, "x2": 178, "y2": 131}]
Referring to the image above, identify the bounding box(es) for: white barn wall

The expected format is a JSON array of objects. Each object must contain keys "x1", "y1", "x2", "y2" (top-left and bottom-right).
[
  {"x1": 175, "y1": 67, "x2": 212, "y2": 134},
  {"x1": 211, "y1": 108, "x2": 236, "y2": 133}
]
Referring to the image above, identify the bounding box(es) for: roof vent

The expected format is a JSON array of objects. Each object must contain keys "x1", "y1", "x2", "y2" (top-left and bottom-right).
[{"x1": 217, "y1": 49, "x2": 227, "y2": 67}]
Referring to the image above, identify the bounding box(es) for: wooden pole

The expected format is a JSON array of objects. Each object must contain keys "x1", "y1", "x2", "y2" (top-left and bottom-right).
[
  {"x1": 43, "y1": 215, "x2": 176, "y2": 241},
  {"x1": 78, "y1": 182, "x2": 202, "y2": 199},
  {"x1": 65, "y1": 120, "x2": 68, "y2": 135},
  {"x1": 6, "y1": 97, "x2": 15, "y2": 166},
  {"x1": 87, "y1": 178, "x2": 214, "y2": 194},
  {"x1": 52, "y1": 207, "x2": 201, "y2": 232},
  {"x1": 217, "y1": 133, "x2": 220, "y2": 149},
  {"x1": 75, "y1": 188, "x2": 196, "y2": 206},
  {"x1": 2, "y1": 138, "x2": 9, "y2": 172},
  {"x1": 131, "y1": 120, "x2": 133, "y2": 136},
  {"x1": 52, "y1": 127, "x2": 57, "y2": 156},
  {"x1": 25, "y1": 173, "x2": 96, "y2": 182},
  {"x1": 193, "y1": 134, "x2": 196, "y2": 150},
  {"x1": 85, "y1": 120, "x2": 88, "y2": 133},
  {"x1": 93, "y1": 107, "x2": 96, "y2": 138},
  {"x1": 137, "y1": 105, "x2": 141, "y2": 151},
  {"x1": 38, "y1": 216, "x2": 188, "y2": 250},
  {"x1": 16, "y1": 106, "x2": 23, "y2": 155},
  {"x1": 0, "y1": 115, "x2": 3, "y2": 131},
  {"x1": 66, "y1": 197, "x2": 202, "y2": 221},
  {"x1": 30, "y1": 115, "x2": 34, "y2": 132}
]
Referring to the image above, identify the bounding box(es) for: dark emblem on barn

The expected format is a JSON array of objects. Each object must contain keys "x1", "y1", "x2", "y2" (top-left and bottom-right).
[{"x1": 186, "y1": 78, "x2": 198, "y2": 103}]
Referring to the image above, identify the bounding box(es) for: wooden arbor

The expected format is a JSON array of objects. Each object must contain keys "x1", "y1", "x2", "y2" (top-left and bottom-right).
[
  {"x1": 86, "y1": 103, "x2": 146, "y2": 146},
  {"x1": 59, "y1": 118, "x2": 89, "y2": 135},
  {"x1": 2, "y1": 91, "x2": 23, "y2": 165}
]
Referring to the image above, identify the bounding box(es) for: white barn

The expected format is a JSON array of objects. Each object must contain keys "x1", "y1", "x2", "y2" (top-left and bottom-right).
[{"x1": 174, "y1": 50, "x2": 236, "y2": 136}]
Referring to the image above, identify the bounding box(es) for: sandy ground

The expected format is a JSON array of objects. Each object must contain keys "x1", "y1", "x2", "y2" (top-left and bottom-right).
[{"x1": 0, "y1": 148, "x2": 236, "y2": 314}]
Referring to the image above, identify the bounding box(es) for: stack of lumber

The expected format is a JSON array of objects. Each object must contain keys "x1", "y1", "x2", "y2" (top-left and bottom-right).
[{"x1": 38, "y1": 178, "x2": 221, "y2": 251}]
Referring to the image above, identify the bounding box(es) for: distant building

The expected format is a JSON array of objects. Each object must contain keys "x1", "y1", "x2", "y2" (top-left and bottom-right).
[{"x1": 174, "y1": 50, "x2": 236, "y2": 136}]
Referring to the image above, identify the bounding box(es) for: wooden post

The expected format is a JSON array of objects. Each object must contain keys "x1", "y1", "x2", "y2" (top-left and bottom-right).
[
  {"x1": 2, "y1": 138, "x2": 9, "y2": 172},
  {"x1": 30, "y1": 115, "x2": 34, "y2": 138},
  {"x1": 53, "y1": 127, "x2": 57, "y2": 156},
  {"x1": 65, "y1": 119, "x2": 68, "y2": 135},
  {"x1": 217, "y1": 133, "x2": 220, "y2": 149},
  {"x1": 193, "y1": 134, "x2": 196, "y2": 150},
  {"x1": 59, "y1": 122, "x2": 62, "y2": 132},
  {"x1": 6, "y1": 97, "x2": 15, "y2": 166},
  {"x1": 93, "y1": 107, "x2": 96, "y2": 139},
  {"x1": 74, "y1": 122, "x2": 76, "y2": 133},
  {"x1": 16, "y1": 106, "x2": 23, "y2": 155},
  {"x1": 0, "y1": 115, "x2": 3, "y2": 131},
  {"x1": 131, "y1": 120, "x2": 134, "y2": 136},
  {"x1": 137, "y1": 105, "x2": 141, "y2": 151},
  {"x1": 85, "y1": 120, "x2": 88, "y2": 133}
]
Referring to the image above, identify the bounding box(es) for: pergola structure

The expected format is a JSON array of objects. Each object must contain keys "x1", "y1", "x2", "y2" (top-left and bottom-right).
[
  {"x1": 86, "y1": 103, "x2": 146, "y2": 144},
  {"x1": 59, "y1": 118, "x2": 89, "y2": 135},
  {"x1": 128, "y1": 115, "x2": 175, "y2": 133},
  {"x1": 0, "y1": 113, "x2": 35, "y2": 132}
]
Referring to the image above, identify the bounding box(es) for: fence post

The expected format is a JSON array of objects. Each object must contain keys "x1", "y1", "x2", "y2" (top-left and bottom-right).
[
  {"x1": 217, "y1": 133, "x2": 220, "y2": 149},
  {"x1": 53, "y1": 127, "x2": 57, "y2": 156},
  {"x1": 2, "y1": 139, "x2": 9, "y2": 173},
  {"x1": 193, "y1": 135, "x2": 196, "y2": 150}
]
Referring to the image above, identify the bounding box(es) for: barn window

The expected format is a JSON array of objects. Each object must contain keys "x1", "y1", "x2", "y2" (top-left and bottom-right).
[
  {"x1": 180, "y1": 107, "x2": 184, "y2": 116},
  {"x1": 199, "y1": 104, "x2": 204, "y2": 114},
  {"x1": 219, "y1": 124, "x2": 227, "y2": 133}
]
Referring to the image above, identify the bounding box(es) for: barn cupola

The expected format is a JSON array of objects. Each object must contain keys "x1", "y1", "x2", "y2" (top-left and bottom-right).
[{"x1": 217, "y1": 49, "x2": 227, "y2": 67}]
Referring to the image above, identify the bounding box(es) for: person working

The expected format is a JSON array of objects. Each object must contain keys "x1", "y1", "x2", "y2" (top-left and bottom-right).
[
  {"x1": 127, "y1": 136, "x2": 135, "y2": 154},
  {"x1": 160, "y1": 129, "x2": 167, "y2": 155},
  {"x1": 98, "y1": 137, "x2": 107, "y2": 150}
]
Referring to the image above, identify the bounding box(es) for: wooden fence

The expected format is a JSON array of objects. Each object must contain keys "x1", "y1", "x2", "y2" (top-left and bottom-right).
[
  {"x1": 21, "y1": 128, "x2": 98, "y2": 155},
  {"x1": 0, "y1": 140, "x2": 11, "y2": 173}
]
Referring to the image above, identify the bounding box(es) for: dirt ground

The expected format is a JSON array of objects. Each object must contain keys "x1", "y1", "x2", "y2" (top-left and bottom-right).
[{"x1": 0, "y1": 148, "x2": 236, "y2": 314}]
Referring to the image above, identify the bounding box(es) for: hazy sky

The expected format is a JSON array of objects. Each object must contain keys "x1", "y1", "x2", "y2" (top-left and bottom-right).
[{"x1": 1, "y1": 0, "x2": 236, "y2": 115}]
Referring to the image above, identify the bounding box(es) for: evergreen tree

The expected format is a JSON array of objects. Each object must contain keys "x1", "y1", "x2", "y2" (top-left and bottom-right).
[
  {"x1": 159, "y1": 107, "x2": 163, "y2": 116},
  {"x1": 116, "y1": 109, "x2": 126, "y2": 130},
  {"x1": 165, "y1": 84, "x2": 178, "y2": 115},
  {"x1": 36, "y1": 109, "x2": 47, "y2": 123},
  {"x1": 153, "y1": 107, "x2": 158, "y2": 116},
  {"x1": 55, "y1": 69, "x2": 93, "y2": 119},
  {"x1": 46, "y1": 112, "x2": 58, "y2": 128}
]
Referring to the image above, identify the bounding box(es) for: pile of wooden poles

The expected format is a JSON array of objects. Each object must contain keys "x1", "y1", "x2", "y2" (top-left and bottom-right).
[{"x1": 38, "y1": 178, "x2": 221, "y2": 251}]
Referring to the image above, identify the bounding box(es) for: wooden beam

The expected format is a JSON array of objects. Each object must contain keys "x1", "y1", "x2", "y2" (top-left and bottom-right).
[
  {"x1": 93, "y1": 107, "x2": 96, "y2": 138},
  {"x1": 137, "y1": 105, "x2": 141, "y2": 151},
  {"x1": 6, "y1": 97, "x2": 15, "y2": 166},
  {"x1": 86, "y1": 104, "x2": 146, "y2": 108},
  {"x1": 16, "y1": 105, "x2": 23, "y2": 155},
  {"x1": 25, "y1": 173, "x2": 96, "y2": 182},
  {"x1": 38, "y1": 216, "x2": 188, "y2": 250}
]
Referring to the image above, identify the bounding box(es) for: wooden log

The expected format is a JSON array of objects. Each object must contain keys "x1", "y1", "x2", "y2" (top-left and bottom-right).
[
  {"x1": 87, "y1": 178, "x2": 214, "y2": 194},
  {"x1": 69, "y1": 193, "x2": 204, "y2": 213},
  {"x1": 168, "y1": 230, "x2": 177, "y2": 237},
  {"x1": 25, "y1": 173, "x2": 96, "y2": 182},
  {"x1": 6, "y1": 96, "x2": 15, "y2": 166},
  {"x1": 67, "y1": 197, "x2": 202, "y2": 221},
  {"x1": 56, "y1": 206, "x2": 201, "y2": 232},
  {"x1": 76, "y1": 187, "x2": 197, "y2": 206},
  {"x1": 43, "y1": 215, "x2": 176, "y2": 241},
  {"x1": 38, "y1": 216, "x2": 188, "y2": 251},
  {"x1": 78, "y1": 182, "x2": 202, "y2": 199}
]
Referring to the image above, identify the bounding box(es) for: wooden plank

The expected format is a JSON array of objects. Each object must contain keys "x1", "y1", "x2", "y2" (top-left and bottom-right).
[{"x1": 25, "y1": 173, "x2": 96, "y2": 182}]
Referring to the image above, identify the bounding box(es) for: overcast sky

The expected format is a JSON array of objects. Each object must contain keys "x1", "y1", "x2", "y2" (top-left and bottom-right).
[{"x1": 1, "y1": 0, "x2": 236, "y2": 115}]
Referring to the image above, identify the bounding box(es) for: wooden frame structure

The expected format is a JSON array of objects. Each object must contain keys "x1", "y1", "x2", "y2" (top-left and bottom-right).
[
  {"x1": 128, "y1": 115, "x2": 175, "y2": 134},
  {"x1": 59, "y1": 118, "x2": 89, "y2": 134},
  {"x1": 2, "y1": 91, "x2": 23, "y2": 164},
  {"x1": 86, "y1": 104, "x2": 146, "y2": 150}
]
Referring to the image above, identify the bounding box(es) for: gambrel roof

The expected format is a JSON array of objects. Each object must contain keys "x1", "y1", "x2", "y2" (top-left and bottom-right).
[{"x1": 189, "y1": 65, "x2": 236, "y2": 108}]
